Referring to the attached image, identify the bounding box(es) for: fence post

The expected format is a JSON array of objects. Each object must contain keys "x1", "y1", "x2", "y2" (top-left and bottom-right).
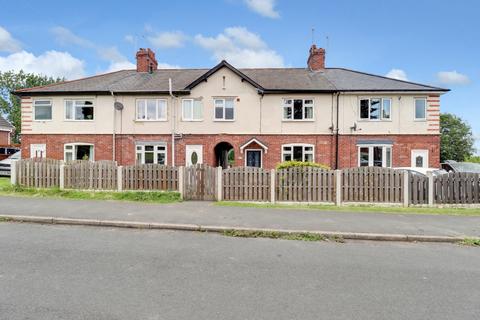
[
  {"x1": 335, "y1": 169, "x2": 342, "y2": 206},
  {"x1": 403, "y1": 170, "x2": 409, "y2": 207},
  {"x1": 59, "y1": 164, "x2": 65, "y2": 190},
  {"x1": 10, "y1": 160, "x2": 17, "y2": 185},
  {"x1": 270, "y1": 169, "x2": 276, "y2": 203},
  {"x1": 178, "y1": 166, "x2": 184, "y2": 200},
  {"x1": 216, "y1": 166, "x2": 223, "y2": 201},
  {"x1": 427, "y1": 171, "x2": 434, "y2": 207},
  {"x1": 117, "y1": 166, "x2": 123, "y2": 192}
]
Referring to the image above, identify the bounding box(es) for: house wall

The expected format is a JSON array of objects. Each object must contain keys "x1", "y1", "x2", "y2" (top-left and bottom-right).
[{"x1": 0, "y1": 130, "x2": 10, "y2": 145}]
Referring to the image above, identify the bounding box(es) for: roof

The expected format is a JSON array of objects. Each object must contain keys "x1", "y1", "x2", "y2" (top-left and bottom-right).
[
  {"x1": 14, "y1": 60, "x2": 449, "y2": 96},
  {"x1": 0, "y1": 114, "x2": 13, "y2": 130}
]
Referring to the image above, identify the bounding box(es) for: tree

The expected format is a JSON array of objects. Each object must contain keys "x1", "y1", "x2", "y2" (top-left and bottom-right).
[
  {"x1": 0, "y1": 70, "x2": 63, "y2": 142},
  {"x1": 440, "y1": 113, "x2": 475, "y2": 162}
]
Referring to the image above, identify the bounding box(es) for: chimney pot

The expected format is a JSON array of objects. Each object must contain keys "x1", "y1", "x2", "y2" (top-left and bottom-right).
[
  {"x1": 136, "y1": 48, "x2": 158, "y2": 73},
  {"x1": 307, "y1": 44, "x2": 326, "y2": 71}
]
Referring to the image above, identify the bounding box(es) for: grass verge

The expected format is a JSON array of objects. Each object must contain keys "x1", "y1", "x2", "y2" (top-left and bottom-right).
[
  {"x1": 223, "y1": 229, "x2": 344, "y2": 243},
  {"x1": 215, "y1": 201, "x2": 480, "y2": 216},
  {"x1": 459, "y1": 238, "x2": 480, "y2": 246},
  {"x1": 0, "y1": 177, "x2": 180, "y2": 204}
]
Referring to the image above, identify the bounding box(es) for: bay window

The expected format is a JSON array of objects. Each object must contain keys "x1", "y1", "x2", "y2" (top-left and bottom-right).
[
  {"x1": 65, "y1": 100, "x2": 94, "y2": 121},
  {"x1": 136, "y1": 144, "x2": 167, "y2": 165},
  {"x1": 282, "y1": 144, "x2": 314, "y2": 162},
  {"x1": 182, "y1": 99, "x2": 203, "y2": 121},
  {"x1": 214, "y1": 98, "x2": 234, "y2": 120},
  {"x1": 358, "y1": 145, "x2": 392, "y2": 167},
  {"x1": 359, "y1": 98, "x2": 391, "y2": 120},
  {"x1": 136, "y1": 99, "x2": 167, "y2": 121},
  {"x1": 283, "y1": 99, "x2": 314, "y2": 120}
]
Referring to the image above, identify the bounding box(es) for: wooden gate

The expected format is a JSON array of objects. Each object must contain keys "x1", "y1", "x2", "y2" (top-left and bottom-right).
[{"x1": 183, "y1": 164, "x2": 217, "y2": 200}]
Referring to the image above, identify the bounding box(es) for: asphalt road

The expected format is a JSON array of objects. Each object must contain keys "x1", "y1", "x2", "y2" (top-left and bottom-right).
[{"x1": 0, "y1": 223, "x2": 479, "y2": 320}]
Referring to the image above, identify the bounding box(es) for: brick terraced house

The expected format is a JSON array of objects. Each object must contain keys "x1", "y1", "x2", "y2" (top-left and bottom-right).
[
  {"x1": 15, "y1": 46, "x2": 448, "y2": 169},
  {"x1": 0, "y1": 114, "x2": 13, "y2": 145}
]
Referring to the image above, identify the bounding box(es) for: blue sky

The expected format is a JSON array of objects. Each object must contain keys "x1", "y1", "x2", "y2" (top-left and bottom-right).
[{"x1": 0, "y1": 0, "x2": 478, "y2": 152}]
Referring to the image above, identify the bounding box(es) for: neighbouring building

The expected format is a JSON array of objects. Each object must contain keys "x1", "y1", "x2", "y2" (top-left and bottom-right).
[
  {"x1": 15, "y1": 46, "x2": 448, "y2": 169},
  {"x1": 0, "y1": 114, "x2": 13, "y2": 145}
]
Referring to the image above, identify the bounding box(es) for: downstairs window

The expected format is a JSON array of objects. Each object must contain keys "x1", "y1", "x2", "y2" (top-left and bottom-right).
[
  {"x1": 136, "y1": 144, "x2": 167, "y2": 164},
  {"x1": 358, "y1": 145, "x2": 392, "y2": 167},
  {"x1": 282, "y1": 144, "x2": 314, "y2": 162},
  {"x1": 64, "y1": 144, "x2": 94, "y2": 161}
]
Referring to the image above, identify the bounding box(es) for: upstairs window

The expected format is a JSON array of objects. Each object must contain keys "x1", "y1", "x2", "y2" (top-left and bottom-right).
[
  {"x1": 414, "y1": 98, "x2": 427, "y2": 120},
  {"x1": 282, "y1": 144, "x2": 314, "y2": 162},
  {"x1": 135, "y1": 144, "x2": 167, "y2": 164},
  {"x1": 65, "y1": 100, "x2": 94, "y2": 121},
  {"x1": 214, "y1": 98, "x2": 234, "y2": 120},
  {"x1": 136, "y1": 99, "x2": 167, "y2": 121},
  {"x1": 34, "y1": 100, "x2": 52, "y2": 121},
  {"x1": 283, "y1": 99, "x2": 314, "y2": 120},
  {"x1": 359, "y1": 98, "x2": 391, "y2": 120},
  {"x1": 182, "y1": 99, "x2": 203, "y2": 121}
]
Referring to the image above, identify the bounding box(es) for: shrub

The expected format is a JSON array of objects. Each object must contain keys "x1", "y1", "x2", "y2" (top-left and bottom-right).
[{"x1": 276, "y1": 161, "x2": 330, "y2": 170}]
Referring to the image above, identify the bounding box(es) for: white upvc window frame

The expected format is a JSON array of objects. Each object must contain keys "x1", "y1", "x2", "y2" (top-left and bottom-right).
[
  {"x1": 281, "y1": 143, "x2": 315, "y2": 162},
  {"x1": 357, "y1": 144, "x2": 392, "y2": 168},
  {"x1": 244, "y1": 149, "x2": 263, "y2": 168},
  {"x1": 64, "y1": 99, "x2": 95, "y2": 121},
  {"x1": 135, "y1": 144, "x2": 168, "y2": 165},
  {"x1": 64, "y1": 143, "x2": 95, "y2": 162},
  {"x1": 282, "y1": 98, "x2": 314, "y2": 121},
  {"x1": 414, "y1": 97, "x2": 427, "y2": 121},
  {"x1": 359, "y1": 97, "x2": 392, "y2": 121},
  {"x1": 213, "y1": 98, "x2": 235, "y2": 121},
  {"x1": 136, "y1": 99, "x2": 167, "y2": 121},
  {"x1": 182, "y1": 99, "x2": 203, "y2": 121},
  {"x1": 33, "y1": 99, "x2": 53, "y2": 121}
]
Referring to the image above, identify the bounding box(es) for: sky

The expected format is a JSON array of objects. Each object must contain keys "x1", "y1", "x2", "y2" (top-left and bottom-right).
[{"x1": 0, "y1": 0, "x2": 478, "y2": 153}]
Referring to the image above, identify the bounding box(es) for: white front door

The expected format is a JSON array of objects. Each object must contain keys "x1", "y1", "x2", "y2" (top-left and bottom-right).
[
  {"x1": 186, "y1": 145, "x2": 203, "y2": 166},
  {"x1": 30, "y1": 144, "x2": 46, "y2": 158},
  {"x1": 411, "y1": 149, "x2": 429, "y2": 168}
]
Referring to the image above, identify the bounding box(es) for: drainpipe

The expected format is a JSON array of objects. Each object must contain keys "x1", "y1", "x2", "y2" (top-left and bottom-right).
[
  {"x1": 169, "y1": 78, "x2": 176, "y2": 167},
  {"x1": 335, "y1": 92, "x2": 340, "y2": 169},
  {"x1": 110, "y1": 91, "x2": 116, "y2": 162}
]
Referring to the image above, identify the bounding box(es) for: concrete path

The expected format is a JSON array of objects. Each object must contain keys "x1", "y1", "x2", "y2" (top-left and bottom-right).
[{"x1": 0, "y1": 196, "x2": 479, "y2": 238}]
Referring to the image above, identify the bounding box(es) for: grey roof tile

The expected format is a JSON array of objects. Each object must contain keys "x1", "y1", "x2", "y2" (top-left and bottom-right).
[{"x1": 0, "y1": 114, "x2": 13, "y2": 129}]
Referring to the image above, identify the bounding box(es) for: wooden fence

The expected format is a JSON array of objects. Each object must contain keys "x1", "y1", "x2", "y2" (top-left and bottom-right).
[
  {"x1": 223, "y1": 167, "x2": 270, "y2": 201},
  {"x1": 342, "y1": 167, "x2": 403, "y2": 203},
  {"x1": 276, "y1": 167, "x2": 334, "y2": 202},
  {"x1": 122, "y1": 165, "x2": 178, "y2": 191},
  {"x1": 10, "y1": 159, "x2": 480, "y2": 206}
]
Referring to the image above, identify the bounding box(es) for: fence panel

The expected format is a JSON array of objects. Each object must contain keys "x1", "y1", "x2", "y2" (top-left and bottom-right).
[
  {"x1": 223, "y1": 167, "x2": 270, "y2": 201},
  {"x1": 122, "y1": 164, "x2": 178, "y2": 191},
  {"x1": 409, "y1": 173, "x2": 428, "y2": 205},
  {"x1": 184, "y1": 164, "x2": 217, "y2": 200},
  {"x1": 64, "y1": 160, "x2": 117, "y2": 190},
  {"x1": 16, "y1": 158, "x2": 62, "y2": 188},
  {"x1": 276, "y1": 167, "x2": 334, "y2": 202},
  {"x1": 434, "y1": 172, "x2": 480, "y2": 204},
  {"x1": 342, "y1": 167, "x2": 403, "y2": 203}
]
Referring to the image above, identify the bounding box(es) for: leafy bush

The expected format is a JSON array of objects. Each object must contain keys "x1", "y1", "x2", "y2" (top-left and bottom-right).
[
  {"x1": 465, "y1": 156, "x2": 480, "y2": 164},
  {"x1": 276, "y1": 161, "x2": 330, "y2": 170}
]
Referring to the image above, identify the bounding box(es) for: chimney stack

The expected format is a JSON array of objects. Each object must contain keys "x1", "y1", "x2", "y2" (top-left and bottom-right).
[
  {"x1": 307, "y1": 44, "x2": 326, "y2": 71},
  {"x1": 136, "y1": 48, "x2": 158, "y2": 73}
]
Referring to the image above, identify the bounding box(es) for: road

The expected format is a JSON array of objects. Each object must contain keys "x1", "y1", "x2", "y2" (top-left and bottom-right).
[{"x1": 0, "y1": 223, "x2": 479, "y2": 320}]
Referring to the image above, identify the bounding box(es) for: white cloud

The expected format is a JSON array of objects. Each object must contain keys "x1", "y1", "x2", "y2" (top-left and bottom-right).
[
  {"x1": 0, "y1": 50, "x2": 85, "y2": 79},
  {"x1": 385, "y1": 69, "x2": 408, "y2": 81},
  {"x1": 51, "y1": 26, "x2": 94, "y2": 48},
  {"x1": 436, "y1": 70, "x2": 470, "y2": 85},
  {"x1": 147, "y1": 31, "x2": 187, "y2": 49},
  {"x1": 195, "y1": 27, "x2": 284, "y2": 67},
  {"x1": 124, "y1": 35, "x2": 135, "y2": 44},
  {"x1": 244, "y1": 0, "x2": 279, "y2": 18},
  {"x1": 0, "y1": 26, "x2": 21, "y2": 53}
]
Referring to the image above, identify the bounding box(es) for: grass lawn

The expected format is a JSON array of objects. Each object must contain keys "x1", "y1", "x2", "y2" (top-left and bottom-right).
[
  {"x1": 0, "y1": 177, "x2": 181, "y2": 204},
  {"x1": 215, "y1": 201, "x2": 480, "y2": 216}
]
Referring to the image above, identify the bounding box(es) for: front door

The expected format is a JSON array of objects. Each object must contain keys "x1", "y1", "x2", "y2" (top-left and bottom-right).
[
  {"x1": 186, "y1": 145, "x2": 203, "y2": 166},
  {"x1": 245, "y1": 150, "x2": 262, "y2": 168},
  {"x1": 411, "y1": 149, "x2": 429, "y2": 168}
]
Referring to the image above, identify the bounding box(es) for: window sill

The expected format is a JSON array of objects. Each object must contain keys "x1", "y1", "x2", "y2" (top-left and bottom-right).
[
  {"x1": 33, "y1": 120, "x2": 53, "y2": 122},
  {"x1": 414, "y1": 119, "x2": 427, "y2": 122},
  {"x1": 282, "y1": 119, "x2": 315, "y2": 122},
  {"x1": 63, "y1": 120, "x2": 95, "y2": 122},
  {"x1": 213, "y1": 119, "x2": 235, "y2": 122},
  {"x1": 181, "y1": 119, "x2": 204, "y2": 122},
  {"x1": 357, "y1": 119, "x2": 392, "y2": 122},
  {"x1": 134, "y1": 119, "x2": 168, "y2": 122}
]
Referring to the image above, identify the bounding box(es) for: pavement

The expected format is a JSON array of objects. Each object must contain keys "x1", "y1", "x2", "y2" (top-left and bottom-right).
[
  {"x1": 0, "y1": 223, "x2": 479, "y2": 320},
  {"x1": 0, "y1": 195, "x2": 479, "y2": 240}
]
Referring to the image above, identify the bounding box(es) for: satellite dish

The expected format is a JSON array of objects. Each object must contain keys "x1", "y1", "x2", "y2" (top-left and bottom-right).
[{"x1": 114, "y1": 102, "x2": 124, "y2": 111}]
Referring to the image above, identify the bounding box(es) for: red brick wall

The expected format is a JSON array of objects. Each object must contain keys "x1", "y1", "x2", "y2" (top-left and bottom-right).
[
  {"x1": 21, "y1": 133, "x2": 440, "y2": 169},
  {"x1": 0, "y1": 131, "x2": 10, "y2": 145}
]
